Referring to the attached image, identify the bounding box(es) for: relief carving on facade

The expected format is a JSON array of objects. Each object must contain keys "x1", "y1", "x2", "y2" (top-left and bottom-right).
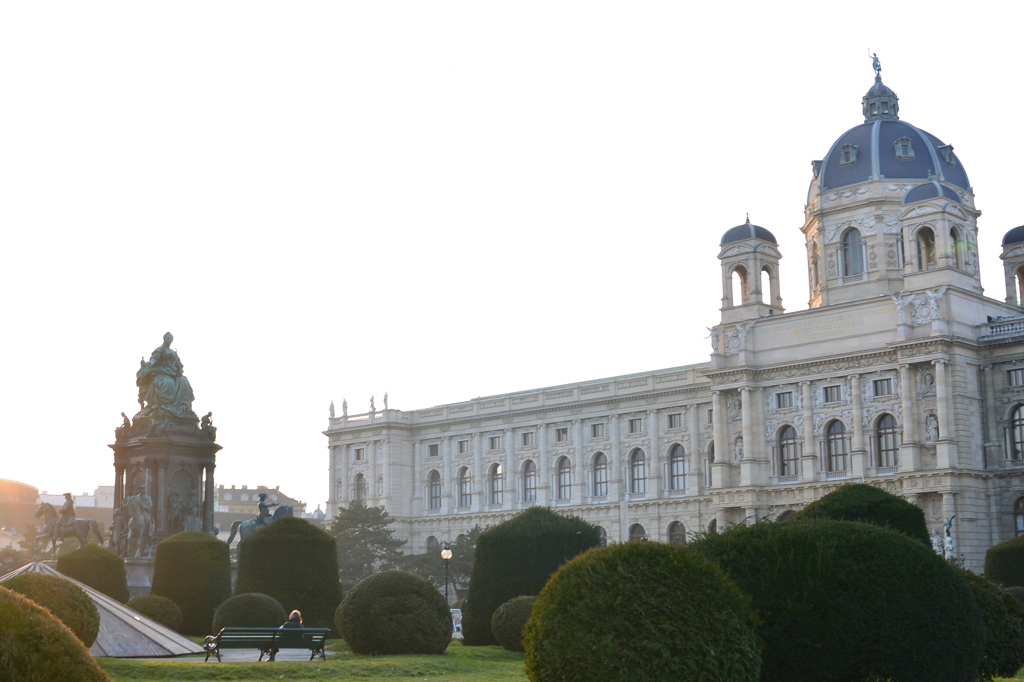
[{"x1": 724, "y1": 321, "x2": 756, "y2": 356}]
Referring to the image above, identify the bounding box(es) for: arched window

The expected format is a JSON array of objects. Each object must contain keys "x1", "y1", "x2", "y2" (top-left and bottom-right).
[
  {"x1": 842, "y1": 228, "x2": 864, "y2": 276},
  {"x1": 1015, "y1": 498, "x2": 1024, "y2": 538},
  {"x1": 428, "y1": 470, "x2": 442, "y2": 509},
  {"x1": 950, "y1": 227, "x2": 963, "y2": 269},
  {"x1": 778, "y1": 425, "x2": 799, "y2": 477},
  {"x1": 596, "y1": 525, "x2": 607, "y2": 547},
  {"x1": 489, "y1": 463, "x2": 503, "y2": 505},
  {"x1": 917, "y1": 227, "x2": 936, "y2": 270},
  {"x1": 354, "y1": 473, "x2": 366, "y2": 502},
  {"x1": 876, "y1": 414, "x2": 900, "y2": 468},
  {"x1": 629, "y1": 523, "x2": 646, "y2": 542},
  {"x1": 731, "y1": 265, "x2": 748, "y2": 306},
  {"x1": 707, "y1": 518, "x2": 717, "y2": 533},
  {"x1": 593, "y1": 453, "x2": 608, "y2": 497},
  {"x1": 630, "y1": 449, "x2": 648, "y2": 494},
  {"x1": 669, "y1": 444, "x2": 686, "y2": 490},
  {"x1": 425, "y1": 536, "x2": 439, "y2": 553},
  {"x1": 557, "y1": 456, "x2": 572, "y2": 500},
  {"x1": 826, "y1": 420, "x2": 849, "y2": 472},
  {"x1": 458, "y1": 467, "x2": 471, "y2": 508},
  {"x1": 1011, "y1": 406, "x2": 1024, "y2": 461},
  {"x1": 523, "y1": 460, "x2": 537, "y2": 502},
  {"x1": 760, "y1": 267, "x2": 772, "y2": 304},
  {"x1": 668, "y1": 521, "x2": 686, "y2": 546},
  {"x1": 777, "y1": 510, "x2": 796, "y2": 522}
]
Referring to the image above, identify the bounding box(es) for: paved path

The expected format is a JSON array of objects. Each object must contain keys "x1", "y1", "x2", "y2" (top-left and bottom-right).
[{"x1": 134, "y1": 649, "x2": 340, "y2": 662}]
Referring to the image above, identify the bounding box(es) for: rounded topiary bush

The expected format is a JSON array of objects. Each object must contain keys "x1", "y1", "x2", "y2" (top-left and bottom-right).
[
  {"x1": 151, "y1": 531, "x2": 231, "y2": 635},
  {"x1": 791, "y1": 483, "x2": 929, "y2": 545},
  {"x1": 463, "y1": 507, "x2": 600, "y2": 645},
  {"x1": 985, "y1": 534, "x2": 1024, "y2": 588},
  {"x1": 491, "y1": 596, "x2": 535, "y2": 652},
  {"x1": 691, "y1": 519, "x2": 983, "y2": 682},
  {"x1": 56, "y1": 544, "x2": 129, "y2": 603},
  {"x1": 2, "y1": 572, "x2": 100, "y2": 647},
  {"x1": 235, "y1": 517, "x2": 341, "y2": 630},
  {"x1": 212, "y1": 593, "x2": 286, "y2": 632},
  {"x1": 0, "y1": 586, "x2": 110, "y2": 681},
  {"x1": 337, "y1": 570, "x2": 452, "y2": 655},
  {"x1": 957, "y1": 568, "x2": 1024, "y2": 681},
  {"x1": 1006, "y1": 585, "x2": 1024, "y2": 605},
  {"x1": 127, "y1": 594, "x2": 183, "y2": 631},
  {"x1": 525, "y1": 542, "x2": 760, "y2": 682}
]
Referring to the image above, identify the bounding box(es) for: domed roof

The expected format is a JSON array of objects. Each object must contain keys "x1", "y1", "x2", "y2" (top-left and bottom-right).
[
  {"x1": 902, "y1": 181, "x2": 962, "y2": 205},
  {"x1": 1002, "y1": 225, "x2": 1024, "y2": 246},
  {"x1": 721, "y1": 217, "x2": 777, "y2": 245},
  {"x1": 816, "y1": 77, "x2": 970, "y2": 193}
]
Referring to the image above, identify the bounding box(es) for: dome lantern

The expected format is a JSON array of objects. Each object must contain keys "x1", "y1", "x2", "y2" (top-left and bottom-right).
[{"x1": 862, "y1": 75, "x2": 900, "y2": 122}]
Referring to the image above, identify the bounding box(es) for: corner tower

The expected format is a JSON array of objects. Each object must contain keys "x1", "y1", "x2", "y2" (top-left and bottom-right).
[
  {"x1": 802, "y1": 71, "x2": 980, "y2": 307},
  {"x1": 718, "y1": 217, "x2": 784, "y2": 324}
]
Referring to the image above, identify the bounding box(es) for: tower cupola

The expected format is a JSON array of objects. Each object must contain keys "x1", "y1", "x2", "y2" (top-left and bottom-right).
[{"x1": 862, "y1": 75, "x2": 900, "y2": 122}]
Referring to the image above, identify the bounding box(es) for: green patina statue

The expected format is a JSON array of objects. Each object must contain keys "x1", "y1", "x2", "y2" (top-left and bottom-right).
[{"x1": 136, "y1": 332, "x2": 196, "y2": 418}]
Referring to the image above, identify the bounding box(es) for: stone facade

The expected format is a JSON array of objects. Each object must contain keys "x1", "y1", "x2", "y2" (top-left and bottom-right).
[{"x1": 323, "y1": 75, "x2": 1024, "y2": 571}]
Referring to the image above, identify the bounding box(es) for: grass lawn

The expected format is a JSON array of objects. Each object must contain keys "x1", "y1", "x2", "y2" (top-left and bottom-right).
[{"x1": 98, "y1": 641, "x2": 527, "y2": 682}]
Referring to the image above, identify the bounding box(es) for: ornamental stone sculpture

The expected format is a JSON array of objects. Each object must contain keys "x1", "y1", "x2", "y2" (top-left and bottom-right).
[{"x1": 136, "y1": 332, "x2": 196, "y2": 419}]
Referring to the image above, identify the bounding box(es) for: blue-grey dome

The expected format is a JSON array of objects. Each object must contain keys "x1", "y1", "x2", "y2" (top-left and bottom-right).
[
  {"x1": 721, "y1": 218, "x2": 777, "y2": 245},
  {"x1": 1003, "y1": 225, "x2": 1024, "y2": 246},
  {"x1": 902, "y1": 181, "x2": 962, "y2": 205}
]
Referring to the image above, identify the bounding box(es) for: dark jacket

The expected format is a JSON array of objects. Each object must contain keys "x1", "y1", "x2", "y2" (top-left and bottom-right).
[{"x1": 281, "y1": 618, "x2": 303, "y2": 629}]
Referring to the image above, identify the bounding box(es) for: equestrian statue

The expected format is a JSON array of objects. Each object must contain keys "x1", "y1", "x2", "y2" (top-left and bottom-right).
[
  {"x1": 226, "y1": 492, "x2": 293, "y2": 544},
  {"x1": 34, "y1": 493, "x2": 104, "y2": 557}
]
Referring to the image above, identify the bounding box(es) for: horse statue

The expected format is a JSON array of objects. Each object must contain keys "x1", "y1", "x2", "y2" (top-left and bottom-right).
[
  {"x1": 34, "y1": 502, "x2": 104, "y2": 556},
  {"x1": 226, "y1": 505, "x2": 293, "y2": 544}
]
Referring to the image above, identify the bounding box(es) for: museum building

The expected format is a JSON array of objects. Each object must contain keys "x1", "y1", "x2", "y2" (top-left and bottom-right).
[{"x1": 324, "y1": 74, "x2": 1024, "y2": 570}]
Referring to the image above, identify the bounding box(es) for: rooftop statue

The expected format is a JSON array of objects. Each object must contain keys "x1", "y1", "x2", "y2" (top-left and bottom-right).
[
  {"x1": 136, "y1": 332, "x2": 196, "y2": 418},
  {"x1": 869, "y1": 50, "x2": 881, "y2": 77}
]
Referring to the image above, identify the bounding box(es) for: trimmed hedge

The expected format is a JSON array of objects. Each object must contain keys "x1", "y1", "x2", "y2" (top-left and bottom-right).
[
  {"x1": 3, "y1": 573, "x2": 100, "y2": 647},
  {"x1": 957, "y1": 568, "x2": 1024, "y2": 681},
  {"x1": 691, "y1": 519, "x2": 984, "y2": 682},
  {"x1": 491, "y1": 596, "x2": 535, "y2": 652},
  {"x1": 57, "y1": 544, "x2": 130, "y2": 604},
  {"x1": 151, "y1": 531, "x2": 232, "y2": 636},
  {"x1": 0, "y1": 586, "x2": 111, "y2": 681},
  {"x1": 128, "y1": 594, "x2": 182, "y2": 632},
  {"x1": 985, "y1": 534, "x2": 1024, "y2": 588},
  {"x1": 792, "y1": 483, "x2": 929, "y2": 545},
  {"x1": 336, "y1": 570, "x2": 452, "y2": 655},
  {"x1": 463, "y1": 508, "x2": 600, "y2": 645},
  {"x1": 235, "y1": 517, "x2": 341, "y2": 630},
  {"x1": 524, "y1": 542, "x2": 760, "y2": 682},
  {"x1": 212, "y1": 593, "x2": 286, "y2": 632},
  {"x1": 1006, "y1": 585, "x2": 1024, "y2": 605}
]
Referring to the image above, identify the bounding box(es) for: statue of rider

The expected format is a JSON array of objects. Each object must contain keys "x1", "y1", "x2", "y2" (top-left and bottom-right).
[
  {"x1": 255, "y1": 493, "x2": 278, "y2": 528},
  {"x1": 58, "y1": 493, "x2": 76, "y2": 536}
]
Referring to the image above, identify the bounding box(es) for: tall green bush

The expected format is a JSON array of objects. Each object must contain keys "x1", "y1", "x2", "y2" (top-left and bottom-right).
[
  {"x1": 3, "y1": 573, "x2": 100, "y2": 647},
  {"x1": 235, "y1": 517, "x2": 341, "y2": 629},
  {"x1": 336, "y1": 570, "x2": 452, "y2": 655},
  {"x1": 792, "y1": 483, "x2": 929, "y2": 545},
  {"x1": 524, "y1": 542, "x2": 760, "y2": 682},
  {"x1": 212, "y1": 592, "x2": 286, "y2": 632},
  {"x1": 985, "y1": 534, "x2": 1024, "y2": 588},
  {"x1": 692, "y1": 519, "x2": 984, "y2": 682},
  {"x1": 56, "y1": 544, "x2": 130, "y2": 603},
  {"x1": 491, "y1": 596, "x2": 536, "y2": 652},
  {"x1": 151, "y1": 531, "x2": 231, "y2": 636},
  {"x1": 956, "y1": 567, "x2": 1024, "y2": 681},
  {"x1": 463, "y1": 507, "x2": 600, "y2": 645},
  {"x1": 0, "y1": 586, "x2": 111, "y2": 682}
]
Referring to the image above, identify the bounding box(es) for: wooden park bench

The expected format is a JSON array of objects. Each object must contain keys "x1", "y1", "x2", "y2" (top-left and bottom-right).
[{"x1": 203, "y1": 627, "x2": 330, "y2": 662}]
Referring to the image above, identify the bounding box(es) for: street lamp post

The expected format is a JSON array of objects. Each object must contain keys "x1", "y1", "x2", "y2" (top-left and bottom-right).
[{"x1": 441, "y1": 543, "x2": 453, "y2": 603}]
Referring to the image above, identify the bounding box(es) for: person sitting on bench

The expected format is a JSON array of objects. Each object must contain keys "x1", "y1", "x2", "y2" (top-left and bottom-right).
[{"x1": 281, "y1": 610, "x2": 303, "y2": 629}]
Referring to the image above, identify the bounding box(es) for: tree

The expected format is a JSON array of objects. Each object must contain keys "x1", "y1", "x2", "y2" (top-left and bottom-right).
[
  {"x1": 402, "y1": 526, "x2": 482, "y2": 589},
  {"x1": 0, "y1": 547, "x2": 30, "y2": 575},
  {"x1": 328, "y1": 502, "x2": 406, "y2": 581}
]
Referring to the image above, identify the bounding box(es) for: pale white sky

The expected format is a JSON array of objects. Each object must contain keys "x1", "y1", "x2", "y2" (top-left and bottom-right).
[{"x1": 1, "y1": 2, "x2": 1022, "y2": 510}]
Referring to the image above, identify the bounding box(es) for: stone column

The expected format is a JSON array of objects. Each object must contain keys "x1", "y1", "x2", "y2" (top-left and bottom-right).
[
  {"x1": 381, "y1": 439, "x2": 390, "y2": 510},
  {"x1": 687, "y1": 403, "x2": 701, "y2": 495},
  {"x1": 538, "y1": 423, "x2": 549, "y2": 505},
  {"x1": 800, "y1": 381, "x2": 816, "y2": 482},
  {"x1": 473, "y1": 433, "x2": 484, "y2": 512},
  {"x1": 327, "y1": 443, "x2": 337, "y2": 519},
  {"x1": 982, "y1": 364, "x2": 1003, "y2": 466},
  {"x1": 114, "y1": 463, "x2": 124, "y2": 509},
  {"x1": 341, "y1": 444, "x2": 351, "y2": 509},
  {"x1": 610, "y1": 415, "x2": 622, "y2": 499},
  {"x1": 573, "y1": 420, "x2": 585, "y2": 500},
  {"x1": 441, "y1": 436, "x2": 452, "y2": 513},
  {"x1": 648, "y1": 410, "x2": 660, "y2": 496},
  {"x1": 739, "y1": 388, "x2": 754, "y2": 486},
  {"x1": 156, "y1": 462, "x2": 168, "y2": 532},
  {"x1": 934, "y1": 359, "x2": 958, "y2": 468},
  {"x1": 851, "y1": 374, "x2": 866, "y2": 478},
  {"x1": 710, "y1": 391, "x2": 727, "y2": 488},
  {"x1": 504, "y1": 428, "x2": 515, "y2": 508},
  {"x1": 203, "y1": 463, "x2": 215, "y2": 533},
  {"x1": 900, "y1": 364, "x2": 921, "y2": 472}
]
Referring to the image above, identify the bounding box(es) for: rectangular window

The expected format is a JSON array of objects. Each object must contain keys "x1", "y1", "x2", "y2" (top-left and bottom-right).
[
  {"x1": 427, "y1": 444, "x2": 438, "y2": 458},
  {"x1": 823, "y1": 385, "x2": 842, "y2": 403},
  {"x1": 708, "y1": 409, "x2": 714, "y2": 425},
  {"x1": 591, "y1": 423, "x2": 605, "y2": 438},
  {"x1": 457, "y1": 440, "x2": 469, "y2": 454},
  {"x1": 628, "y1": 418, "x2": 643, "y2": 434},
  {"x1": 776, "y1": 392, "x2": 793, "y2": 409},
  {"x1": 1010, "y1": 369, "x2": 1024, "y2": 387},
  {"x1": 489, "y1": 436, "x2": 501, "y2": 450},
  {"x1": 354, "y1": 448, "x2": 364, "y2": 461},
  {"x1": 522, "y1": 432, "x2": 535, "y2": 447},
  {"x1": 873, "y1": 378, "x2": 893, "y2": 396},
  {"x1": 555, "y1": 427, "x2": 569, "y2": 443},
  {"x1": 668, "y1": 413, "x2": 682, "y2": 429}
]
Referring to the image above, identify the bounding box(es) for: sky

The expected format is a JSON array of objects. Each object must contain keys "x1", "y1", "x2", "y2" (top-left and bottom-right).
[{"x1": 1, "y1": 2, "x2": 1022, "y2": 510}]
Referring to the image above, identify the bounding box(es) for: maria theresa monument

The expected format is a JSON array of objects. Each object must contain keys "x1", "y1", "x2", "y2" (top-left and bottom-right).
[{"x1": 324, "y1": 66, "x2": 1024, "y2": 570}]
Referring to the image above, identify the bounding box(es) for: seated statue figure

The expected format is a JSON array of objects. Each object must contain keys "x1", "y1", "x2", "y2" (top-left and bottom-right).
[{"x1": 136, "y1": 332, "x2": 196, "y2": 418}]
